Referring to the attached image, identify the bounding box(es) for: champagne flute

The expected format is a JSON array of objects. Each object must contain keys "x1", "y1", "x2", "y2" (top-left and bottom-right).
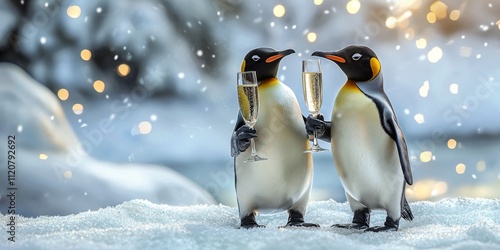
[
  {"x1": 237, "y1": 71, "x2": 267, "y2": 162},
  {"x1": 302, "y1": 59, "x2": 328, "y2": 152}
]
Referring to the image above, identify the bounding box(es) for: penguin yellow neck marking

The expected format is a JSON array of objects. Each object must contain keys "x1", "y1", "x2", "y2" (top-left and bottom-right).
[
  {"x1": 259, "y1": 78, "x2": 280, "y2": 90},
  {"x1": 342, "y1": 80, "x2": 361, "y2": 92},
  {"x1": 335, "y1": 80, "x2": 363, "y2": 107},
  {"x1": 240, "y1": 60, "x2": 246, "y2": 72}
]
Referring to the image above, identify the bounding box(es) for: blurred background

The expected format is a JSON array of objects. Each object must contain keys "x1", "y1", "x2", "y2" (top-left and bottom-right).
[{"x1": 0, "y1": 0, "x2": 499, "y2": 216}]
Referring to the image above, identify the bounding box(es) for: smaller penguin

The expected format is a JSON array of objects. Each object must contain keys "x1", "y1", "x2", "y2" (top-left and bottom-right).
[
  {"x1": 231, "y1": 48, "x2": 319, "y2": 229},
  {"x1": 307, "y1": 45, "x2": 414, "y2": 232}
]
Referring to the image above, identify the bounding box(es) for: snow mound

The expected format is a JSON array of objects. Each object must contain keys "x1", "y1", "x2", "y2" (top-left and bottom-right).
[
  {"x1": 2, "y1": 198, "x2": 499, "y2": 249},
  {"x1": 0, "y1": 63, "x2": 214, "y2": 217}
]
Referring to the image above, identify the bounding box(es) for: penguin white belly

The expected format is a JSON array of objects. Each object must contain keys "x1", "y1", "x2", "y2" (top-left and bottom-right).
[
  {"x1": 235, "y1": 81, "x2": 313, "y2": 215},
  {"x1": 331, "y1": 86, "x2": 403, "y2": 209}
]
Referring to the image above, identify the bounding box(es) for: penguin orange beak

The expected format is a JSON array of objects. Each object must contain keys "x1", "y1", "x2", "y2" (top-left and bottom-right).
[
  {"x1": 266, "y1": 49, "x2": 295, "y2": 63},
  {"x1": 312, "y1": 51, "x2": 346, "y2": 64}
]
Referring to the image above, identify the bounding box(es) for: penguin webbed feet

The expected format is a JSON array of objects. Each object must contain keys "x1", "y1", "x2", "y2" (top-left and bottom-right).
[
  {"x1": 283, "y1": 210, "x2": 320, "y2": 228},
  {"x1": 332, "y1": 208, "x2": 370, "y2": 230},
  {"x1": 231, "y1": 125, "x2": 257, "y2": 157},
  {"x1": 332, "y1": 223, "x2": 369, "y2": 230},
  {"x1": 239, "y1": 213, "x2": 265, "y2": 229},
  {"x1": 364, "y1": 216, "x2": 399, "y2": 232},
  {"x1": 305, "y1": 114, "x2": 331, "y2": 143}
]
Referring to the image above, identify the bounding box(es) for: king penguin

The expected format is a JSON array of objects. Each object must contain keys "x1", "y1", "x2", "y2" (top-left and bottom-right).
[
  {"x1": 231, "y1": 48, "x2": 319, "y2": 229},
  {"x1": 308, "y1": 45, "x2": 414, "y2": 232}
]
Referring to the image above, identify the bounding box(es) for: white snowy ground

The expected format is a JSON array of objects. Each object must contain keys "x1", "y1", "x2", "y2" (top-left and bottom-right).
[{"x1": 2, "y1": 198, "x2": 499, "y2": 250}]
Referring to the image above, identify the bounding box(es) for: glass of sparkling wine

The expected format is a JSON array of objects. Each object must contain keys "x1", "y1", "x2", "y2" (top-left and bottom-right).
[
  {"x1": 302, "y1": 59, "x2": 328, "y2": 152},
  {"x1": 237, "y1": 71, "x2": 267, "y2": 162}
]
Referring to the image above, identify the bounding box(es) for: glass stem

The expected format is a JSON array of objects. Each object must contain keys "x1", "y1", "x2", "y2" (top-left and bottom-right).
[
  {"x1": 313, "y1": 130, "x2": 319, "y2": 147},
  {"x1": 250, "y1": 138, "x2": 257, "y2": 157}
]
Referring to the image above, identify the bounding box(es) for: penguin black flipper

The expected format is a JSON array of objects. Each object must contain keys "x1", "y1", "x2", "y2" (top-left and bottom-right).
[
  {"x1": 354, "y1": 73, "x2": 413, "y2": 185},
  {"x1": 231, "y1": 112, "x2": 256, "y2": 157},
  {"x1": 304, "y1": 114, "x2": 332, "y2": 143}
]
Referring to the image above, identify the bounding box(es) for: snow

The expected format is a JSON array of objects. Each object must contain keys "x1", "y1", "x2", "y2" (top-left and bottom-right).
[
  {"x1": 1, "y1": 198, "x2": 499, "y2": 249},
  {"x1": 0, "y1": 0, "x2": 499, "y2": 220},
  {"x1": 0, "y1": 63, "x2": 214, "y2": 217}
]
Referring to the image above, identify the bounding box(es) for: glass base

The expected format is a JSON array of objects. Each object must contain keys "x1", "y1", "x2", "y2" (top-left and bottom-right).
[
  {"x1": 244, "y1": 155, "x2": 268, "y2": 162},
  {"x1": 304, "y1": 145, "x2": 328, "y2": 153}
]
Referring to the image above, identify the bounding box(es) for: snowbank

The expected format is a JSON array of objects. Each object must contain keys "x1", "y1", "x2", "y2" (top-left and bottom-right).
[
  {"x1": 1, "y1": 198, "x2": 499, "y2": 249},
  {"x1": 0, "y1": 63, "x2": 214, "y2": 217}
]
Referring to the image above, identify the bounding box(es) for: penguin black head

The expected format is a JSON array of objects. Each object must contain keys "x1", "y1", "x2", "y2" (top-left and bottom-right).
[
  {"x1": 241, "y1": 48, "x2": 295, "y2": 82},
  {"x1": 312, "y1": 45, "x2": 381, "y2": 82}
]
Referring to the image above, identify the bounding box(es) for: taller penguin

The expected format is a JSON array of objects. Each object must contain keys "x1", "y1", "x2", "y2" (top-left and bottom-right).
[
  {"x1": 231, "y1": 48, "x2": 318, "y2": 229},
  {"x1": 307, "y1": 45, "x2": 414, "y2": 232}
]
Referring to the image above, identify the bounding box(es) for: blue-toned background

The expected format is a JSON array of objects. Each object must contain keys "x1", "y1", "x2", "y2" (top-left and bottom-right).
[{"x1": 0, "y1": 0, "x2": 499, "y2": 216}]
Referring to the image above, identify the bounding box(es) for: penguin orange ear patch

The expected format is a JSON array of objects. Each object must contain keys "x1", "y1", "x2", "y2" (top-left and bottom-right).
[
  {"x1": 265, "y1": 54, "x2": 284, "y2": 63},
  {"x1": 369, "y1": 57, "x2": 381, "y2": 80}
]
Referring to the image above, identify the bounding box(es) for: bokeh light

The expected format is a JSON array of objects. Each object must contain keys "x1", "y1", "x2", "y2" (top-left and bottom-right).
[
  {"x1": 427, "y1": 47, "x2": 443, "y2": 63},
  {"x1": 307, "y1": 32, "x2": 317, "y2": 42},
  {"x1": 450, "y1": 10, "x2": 460, "y2": 21},
  {"x1": 420, "y1": 151, "x2": 433, "y2": 163},
  {"x1": 273, "y1": 4, "x2": 285, "y2": 17},
  {"x1": 419, "y1": 81, "x2": 429, "y2": 97},
  {"x1": 314, "y1": 0, "x2": 323, "y2": 5},
  {"x1": 414, "y1": 114, "x2": 425, "y2": 124},
  {"x1": 447, "y1": 139, "x2": 457, "y2": 149},
  {"x1": 346, "y1": 0, "x2": 360, "y2": 14},
  {"x1": 80, "y1": 49, "x2": 92, "y2": 61},
  {"x1": 456, "y1": 163, "x2": 466, "y2": 174},
  {"x1": 72, "y1": 103, "x2": 84, "y2": 115},
  {"x1": 67, "y1": 5, "x2": 81, "y2": 18},
  {"x1": 117, "y1": 64, "x2": 130, "y2": 77},
  {"x1": 430, "y1": 1, "x2": 448, "y2": 19},
  {"x1": 427, "y1": 12, "x2": 437, "y2": 23},
  {"x1": 386, "y1": 16, "x2": 397, "y2": 29},
  {"x1": 39, "y1": 153, "x2": 48, "y2": 160},
  {"x1": 139, "y1": 121, "x2": 152, "y2": 135},
  {"x1": 476, "y1": 161, "x2": 486, "y2": 172},
  {"x1": 449, "y1": 83, "x2": 459, "y2": 94},
  {"x1": 64, "y1": 171, "x2": 73, "y2": 179},
  {"x1": 416, "y1": 38, "x2": 427, "y2": 49},
  {"x1": 407, "y1": 179, "x2": 448, "y2": 200},
  {"x1": 93, "y1": 80, "x2": 105, "y2": 93},
  {"x1": 57, "y1": 88, "x2": 69, "y2": 101}
]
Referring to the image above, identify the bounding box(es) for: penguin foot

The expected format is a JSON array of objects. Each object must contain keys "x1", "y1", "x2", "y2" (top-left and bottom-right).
[
  {"x1": 333, "y1": 208, "x2": 370, "y2": 230},
  {"x1": 364, "y1": 216, "x2": 399, "y2": 232},
  {"x1": 331, "y1": 223, "x2": 368, "y2": 230},
  {"x1": 284, "y1": 222, "x2": 320, "y2": 228},
  {"x1": 364, "y1": 226, "x2": 397, "y2": 232},
  {"x1": 239, "y1": 223, "x2": 265, "y2": 229},
  {"x1": 239, "y1": 213, "x2": 265, "y2": 229},
  {"x1": 283, "y1": 210, "x2": 320, "y2": 228}
]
